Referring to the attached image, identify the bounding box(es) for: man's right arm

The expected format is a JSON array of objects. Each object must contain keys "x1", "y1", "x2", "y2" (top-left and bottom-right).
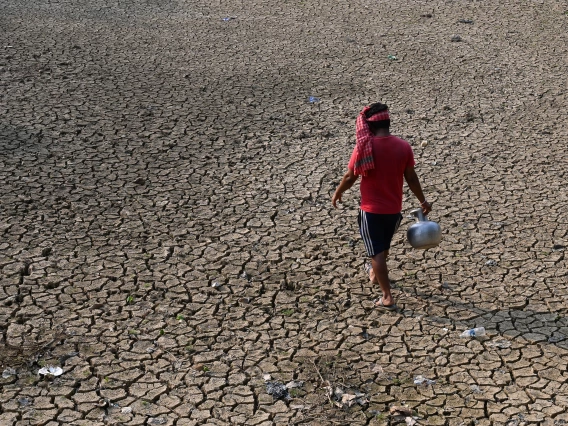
[
  {"x1": 404, "y1": 166, "x2": 432, "y2": 214},
  {"x1": 332, "y1": 168, "x2": 358, "y2": 208}
]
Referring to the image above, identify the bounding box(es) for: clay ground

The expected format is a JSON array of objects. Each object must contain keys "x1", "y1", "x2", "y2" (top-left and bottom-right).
[{"x1": 1, "y1": 0, "x2": 568, "y2": 425}]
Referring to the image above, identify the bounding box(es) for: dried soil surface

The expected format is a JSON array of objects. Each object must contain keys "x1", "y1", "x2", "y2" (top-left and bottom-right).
[{"x1": 1, "y1": 0, "x2": 568, "y2": 425}]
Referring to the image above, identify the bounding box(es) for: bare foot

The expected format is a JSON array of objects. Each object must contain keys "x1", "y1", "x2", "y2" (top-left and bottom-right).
[{"x1": 374, "y1": 297, "x2": 397, "y2": 310}]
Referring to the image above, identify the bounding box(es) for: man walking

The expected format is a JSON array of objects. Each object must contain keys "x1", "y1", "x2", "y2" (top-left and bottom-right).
[{"x1": 332, "y1": 102, "x2": 432, "y2": 310}]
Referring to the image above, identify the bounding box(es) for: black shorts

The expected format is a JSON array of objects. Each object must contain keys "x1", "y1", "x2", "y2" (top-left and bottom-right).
[{"x1": 358, "y1": 210, "x2": 402, "y2": 256}]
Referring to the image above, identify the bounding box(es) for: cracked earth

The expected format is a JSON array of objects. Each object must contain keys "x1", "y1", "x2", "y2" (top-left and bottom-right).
[{"x1": 1, "y1": 0, "x2": 568, "y2": 425}]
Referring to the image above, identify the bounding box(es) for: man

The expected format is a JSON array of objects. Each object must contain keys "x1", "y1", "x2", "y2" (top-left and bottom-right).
[{"x1": 332, "y1": 102, "x2": 432, "y2": 310}]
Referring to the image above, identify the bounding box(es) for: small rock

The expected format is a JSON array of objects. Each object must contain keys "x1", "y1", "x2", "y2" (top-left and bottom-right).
[
  {"x1": 148, "y1": 418, "x2": 167, "y2": 425},
  {"x1": 420, "y1": 141, "x2": 428, "y2": 148},
  {"x1": 451, "y1": 35, "x2": 462, "y2": 42},
  {"x1": 134, "y1": 177, "x2": 145, "y2": 185},
  {"x1": 211, "y1": 281, "x2": 222, "y2": 288},
  {"x1": 458, "y1": 19, "x2": 474, "y2": 24},
  {"x1": 390, "y1": 405, "x2": 413, "y2": 416},
  {"x1": 18, "y1": 397, "x2": 32, "y2": 406},
  {"x1": 3, "y1": 295, "x2": 16, "y2": 306}
]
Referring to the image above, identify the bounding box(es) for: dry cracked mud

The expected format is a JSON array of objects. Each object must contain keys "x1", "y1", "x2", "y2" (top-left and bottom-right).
[{"x1": 1, "y1": 0, "x2": 568, "y2": 425}]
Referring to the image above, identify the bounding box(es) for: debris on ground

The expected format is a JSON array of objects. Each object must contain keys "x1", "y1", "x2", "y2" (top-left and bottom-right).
[
  {"x1": 308, "y1": 96, "x2": 320, "y2": 103},
  {"x1": 121, "y1": 407, "x2": 133, "y2": 414},
  {"x1": 290, "y1": 404, "x2": 308, "y2": 410},
  {"x1": 266, "y1": 381, "x2": 290, "y2": 400},
  {"x1": 265, "y1": 378, "x2": 305, "y2": 400},
  {"x1": 324, "y1": 386, "x2": 368, "y2": 408},
  {"x1": 414, "y1": 375, "x2": 436, "y2": 385},
  {"x1": 451, "y1": 35, "x2": 462, "y2": 42},
  {"x1": 405, "y1": 417, "x2": 417, "y2": 426},
  {"x1": 460, "y1": 327, "x2": 486, "y2": 338},
  {"x1": 470, "y1": 385, "x2": 483, "y2": 394},
  {"x1": 486, "y1": 339, "x2": 511, "y2": 349},
  {"x1": 38, "y1": 366, "x2": 63, "y2": 376},
  {"x1": 388, "y1": 54, "x2": 398, "y2": 61},
  {"x1": 18, "y1": 397, "x2": 32, "y2": 406},
  {"x1": 2, "y1": 367, "x2": 17, "y2": 378},
  {"x1": 458, "y1": 19, "x2": 474, "y2": 24}
]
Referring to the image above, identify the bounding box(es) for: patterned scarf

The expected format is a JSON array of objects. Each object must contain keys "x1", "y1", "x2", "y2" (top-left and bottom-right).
[{"x1": 353, "y1": 106, "x2": 390, "y2": 176}]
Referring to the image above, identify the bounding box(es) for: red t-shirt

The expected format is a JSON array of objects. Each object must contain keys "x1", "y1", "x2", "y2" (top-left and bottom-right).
[{"x1": 348, "y1": 135, "x2": 415, "y2": 214}]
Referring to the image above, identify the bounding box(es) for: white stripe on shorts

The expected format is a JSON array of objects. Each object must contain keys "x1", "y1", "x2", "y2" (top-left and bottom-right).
[{"x1": 360, "y1": 210, "x2": 374, "y2": 256}]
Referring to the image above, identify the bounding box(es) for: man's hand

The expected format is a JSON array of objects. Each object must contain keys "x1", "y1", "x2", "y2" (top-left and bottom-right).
[
  {"x1": 420, "y1": 200, "x2": 432, "y2": 215},
  {"x1": 332, "y1": 169, "x2": 358, "y2": 209},
  {"x1": 332, "y1": 191, "x2": 343, "y2": 208}
]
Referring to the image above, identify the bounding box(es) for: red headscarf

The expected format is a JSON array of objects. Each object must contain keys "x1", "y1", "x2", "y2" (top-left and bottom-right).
[{"x1": 353, "y1": 106, "x2": 390, "y2": 176}]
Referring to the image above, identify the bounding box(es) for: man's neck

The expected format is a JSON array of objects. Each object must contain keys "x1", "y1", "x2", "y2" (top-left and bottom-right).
[{"x1": 372, "y1": 129, "x2": 391, "y2": 137}]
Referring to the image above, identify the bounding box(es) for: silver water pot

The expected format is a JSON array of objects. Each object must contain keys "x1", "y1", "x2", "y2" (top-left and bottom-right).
[{"x1": 406, "y1": 208, "x2": 442, "y2": 249}]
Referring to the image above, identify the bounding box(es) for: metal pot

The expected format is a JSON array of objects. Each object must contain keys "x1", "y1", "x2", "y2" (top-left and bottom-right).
[{"x1": 407, "y1": 208, "x2": 442, "y2": 249}]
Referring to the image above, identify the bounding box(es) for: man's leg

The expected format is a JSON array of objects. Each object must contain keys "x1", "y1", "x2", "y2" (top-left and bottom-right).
[
  {"x1": 371, "y1": 251, "x2": 394, "y2": 306},
  {"x1": 368, "y1": 250, "x2": 388, "y2": 284}
]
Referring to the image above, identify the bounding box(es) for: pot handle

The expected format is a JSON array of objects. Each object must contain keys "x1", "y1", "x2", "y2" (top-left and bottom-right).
[{"x1": 409, "y1": 208, "x2": 426, "y2": 222}]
